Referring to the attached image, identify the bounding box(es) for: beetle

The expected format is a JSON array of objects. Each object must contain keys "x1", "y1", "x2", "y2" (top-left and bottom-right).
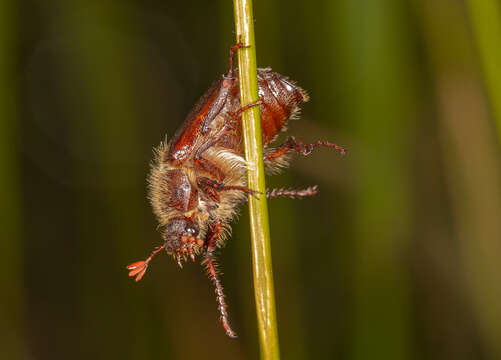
[{"x1": 126, "y1": 43, "x2": 346, "y2": 338}]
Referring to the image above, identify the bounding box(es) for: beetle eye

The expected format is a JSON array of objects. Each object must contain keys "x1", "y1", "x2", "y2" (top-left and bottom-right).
[{"x1": 185, "y1": 222, "x2": 199, "y2": 236}]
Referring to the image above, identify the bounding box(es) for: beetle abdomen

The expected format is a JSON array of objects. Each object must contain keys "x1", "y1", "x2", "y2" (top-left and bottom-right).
[
  {"x1": 257, "y1": 69, "x2": 308, "y2": 144},
  {"x1": 226, "y1": 68, "x2": 308, "y2": 146}
]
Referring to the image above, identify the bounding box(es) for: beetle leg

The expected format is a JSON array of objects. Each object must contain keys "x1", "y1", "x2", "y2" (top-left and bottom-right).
[
  {"x1": 197, "y1": 99, "x2": 264, "y2": 160},
  {"x1": 226, "y1": 42, "x2": 249, "y2": 78},
  {"x1": 264, "y1": 136, "x2": 347, "y2": 161},
  {"x1": 241, "y1": 186, "x2": 318, "y2": 203},
  {"x1": 231, "y1": 99, "x2": 263, "y2": 122},
  {"x1": 194, "y1": 125, "x2": 231, "y2": 160},
  {"x1": 201, "y1": 81, "x2": 233, "y2": 134},
  {"x1": 201, "y1": 42, "x2": 252, "y2": 134},
  {"x1": 198, "y1": 176, "x2": 259, "y2": 198},
  {"x1": 202, "y1": 221, "x2": 237, "y2": 338},
  {"x1": 194, "y1": 122, "x2": 232, "y2": 160},
  {"x1": 193, "y1": 157, "x2": 226, "y2": 182},
  {"x1": 266, "y1": 185, "x2": 319, "y2": 199},
  {"x1": 126, "y1": 245, "x2": 166, "y2": 282},
  {"x1": 194, "y1": 139, "x2": 219, "y2": 160}
]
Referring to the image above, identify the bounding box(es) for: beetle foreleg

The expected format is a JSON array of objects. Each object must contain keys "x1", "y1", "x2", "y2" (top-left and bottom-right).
[{"x1": 203, "y1": 221, "x2": 237, "y2": 338}]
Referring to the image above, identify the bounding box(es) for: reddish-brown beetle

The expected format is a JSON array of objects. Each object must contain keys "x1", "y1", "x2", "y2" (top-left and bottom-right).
[{"x1": 126, "y1": 43, "x2": 345, "y2": 338}]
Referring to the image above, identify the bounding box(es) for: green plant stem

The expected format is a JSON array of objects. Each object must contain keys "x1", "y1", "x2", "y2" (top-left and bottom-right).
[
  {"x1": 466, "y1": 0, "x2": 501, "y2": 143},
  {"x1": 232, "y1": 1, "x2": 280, "y2": 359}
]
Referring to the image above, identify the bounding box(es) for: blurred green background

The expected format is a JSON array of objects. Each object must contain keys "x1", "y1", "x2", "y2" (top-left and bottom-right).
[{"x1": 2, "y1": 0, "x2": 501, "y2": 359}]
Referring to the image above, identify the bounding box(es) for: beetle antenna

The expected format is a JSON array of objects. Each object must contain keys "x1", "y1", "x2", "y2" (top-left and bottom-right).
[{"x1": 126, "y1": 245, "x2": 166, "y2": 282}]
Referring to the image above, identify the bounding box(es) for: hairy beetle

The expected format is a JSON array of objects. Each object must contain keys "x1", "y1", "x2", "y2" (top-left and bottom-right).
[{"x1": 126, "y1": 43, "x2": 345, "y2": 338}]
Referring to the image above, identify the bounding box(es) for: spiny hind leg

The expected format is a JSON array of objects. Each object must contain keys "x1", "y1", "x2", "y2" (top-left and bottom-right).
[
  {"x1": 241, "y1": 186, "x2": 319, "y2": 202},
  {"x1": 266, "y1": 185, "x2": 319, "y2": 199},
  {"x1": 264, "y1": 136, "x2": 346, "y2": 161}
]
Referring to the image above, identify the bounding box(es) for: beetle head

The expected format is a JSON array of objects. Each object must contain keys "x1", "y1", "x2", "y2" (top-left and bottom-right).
[{"x1": 163, "y1": 216, "x2": 204, "y2": 267}]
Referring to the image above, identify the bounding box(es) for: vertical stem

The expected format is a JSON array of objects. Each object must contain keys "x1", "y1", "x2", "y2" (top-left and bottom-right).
[
  {"x1": 466, "y1": 0, "x2": 501, "y2": 143},
  {"x1": 233, "y1": 1, "x2": 280, "y2": 359}
]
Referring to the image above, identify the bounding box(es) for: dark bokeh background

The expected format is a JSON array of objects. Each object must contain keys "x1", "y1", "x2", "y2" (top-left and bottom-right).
[{"x1": 2, "y1": 1, "x2": 501, "y2": 359}]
